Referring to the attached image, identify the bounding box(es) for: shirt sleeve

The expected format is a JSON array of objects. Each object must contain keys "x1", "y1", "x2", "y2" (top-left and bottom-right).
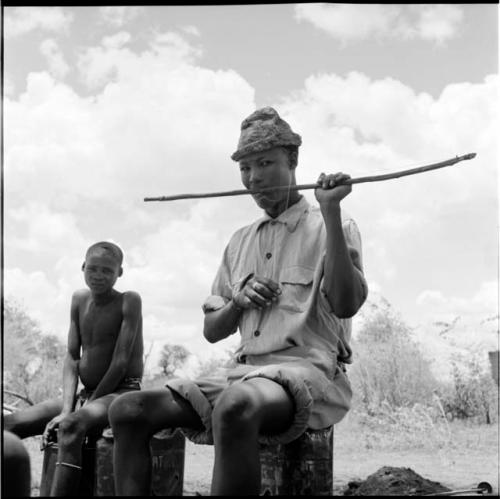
[{"x1": 202, "y1": 245, "x2": 233, "y2": 314}]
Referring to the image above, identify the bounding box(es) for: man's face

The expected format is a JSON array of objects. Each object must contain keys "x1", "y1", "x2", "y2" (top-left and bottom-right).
[
  {"x1": 238, "y1": 147, "x2": 296, "y2": 213},
  {"x1": 83, "y1": 252, "x2": 121, "y2": 295}
]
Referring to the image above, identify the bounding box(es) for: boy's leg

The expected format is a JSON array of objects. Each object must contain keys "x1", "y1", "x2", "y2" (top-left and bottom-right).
[
  {"x1": 49, "y1": 394, "x2": 114, "y2": 496},
  {"x1": 3, "y1": 398, "x2": 63, "y2": 439},
  {"x1": 3, "y1": 430, "x2": 31, "y2": 497},
  {"x1": 211, "y1": 377, "x2": 295, "y2": 496},
  {"x1": 109, "y1": 388, "x2": 203, "y2": 496}
]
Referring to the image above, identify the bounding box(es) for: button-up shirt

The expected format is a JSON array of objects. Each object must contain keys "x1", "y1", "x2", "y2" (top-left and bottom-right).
[{"x1": 203, "y1": 196, "x2": 367, "y2": 364}]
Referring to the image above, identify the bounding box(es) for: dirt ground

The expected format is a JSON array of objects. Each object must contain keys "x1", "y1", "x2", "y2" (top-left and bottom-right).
[
  {"x1": 23, "y1": 419, "x2": 498, "y2": 496},
  {"x1": 182, "y1": 440, "x2": 499, "y2": 496}
]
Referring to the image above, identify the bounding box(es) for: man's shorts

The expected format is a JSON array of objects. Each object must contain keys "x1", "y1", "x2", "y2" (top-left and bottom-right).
[{"x1": 166, "y1": 346, "x2": 352, "y2": 445}]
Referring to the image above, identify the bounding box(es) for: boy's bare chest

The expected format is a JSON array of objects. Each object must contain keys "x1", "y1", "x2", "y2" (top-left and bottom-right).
[{"x1": 80, "y1": 299, "x2": 123, "y2": 346}]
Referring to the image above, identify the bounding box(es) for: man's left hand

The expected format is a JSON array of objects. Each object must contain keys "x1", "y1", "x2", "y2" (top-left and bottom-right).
[{"x1": 314, "y1": 172, "x2": 352, "y2": 206}]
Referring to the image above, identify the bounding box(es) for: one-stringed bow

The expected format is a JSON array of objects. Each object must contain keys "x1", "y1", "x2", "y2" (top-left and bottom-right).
[{"x1": 144, "y1": 153, "x2": 476, "y2": 203}]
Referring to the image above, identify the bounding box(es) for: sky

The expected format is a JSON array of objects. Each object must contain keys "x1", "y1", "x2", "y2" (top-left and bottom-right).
[{"x1": 2, "y1": 4, "x2": 499, "y2": 378}]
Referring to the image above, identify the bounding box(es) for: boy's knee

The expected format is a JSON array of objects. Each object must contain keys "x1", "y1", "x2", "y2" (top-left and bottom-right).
[
  {"x1": 58, "y1": 414, "x2": 86, "y2": 445},
  {"x1": 109, "y1": 392, "x2": 145, "y2": 428}
]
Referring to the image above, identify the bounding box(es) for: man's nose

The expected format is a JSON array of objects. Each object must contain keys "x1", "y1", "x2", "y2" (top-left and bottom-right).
[{"x1": 249, "y1": 167, "x2": 262, "y2": 185}]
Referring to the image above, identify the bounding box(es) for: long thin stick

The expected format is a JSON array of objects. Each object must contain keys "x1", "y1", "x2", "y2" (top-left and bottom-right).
[{"x1": 144, "y1": 153, "x2": 476, "y2": 202}]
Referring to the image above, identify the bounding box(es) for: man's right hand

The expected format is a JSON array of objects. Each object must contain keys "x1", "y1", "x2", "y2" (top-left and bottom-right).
[
  {"x1": 41, "y1": 414, "x2": 66, "y2": 450},
  {"x1": 233, "y1": 276, "x2": 281, "y2": 310}
]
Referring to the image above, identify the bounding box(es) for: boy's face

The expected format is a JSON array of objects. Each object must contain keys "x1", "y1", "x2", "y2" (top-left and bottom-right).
[
  {"x1": 238, "y1": 146, "x2": 296, "y2": 213},
  {"x1": 83, "y1": 251, "x2": 122, "y2": 295}
]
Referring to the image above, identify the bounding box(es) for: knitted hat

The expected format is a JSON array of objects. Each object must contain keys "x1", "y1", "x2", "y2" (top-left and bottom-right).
[{"x1": 231, "y1": 107, "x2": 302, "y2": 161}]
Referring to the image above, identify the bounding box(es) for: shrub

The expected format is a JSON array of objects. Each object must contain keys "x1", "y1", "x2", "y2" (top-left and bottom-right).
[
  {"x1": 349, "y1": 301, "x2": 439, "y2": 413},
  {"x1": 439, "y1": 351, "x2": 498, "y2": 424}
]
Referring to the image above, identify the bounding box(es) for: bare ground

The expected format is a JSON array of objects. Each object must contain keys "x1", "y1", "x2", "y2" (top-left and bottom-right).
[{"x1": 23, "y1": 418, "x2": 498, "y2": 496}]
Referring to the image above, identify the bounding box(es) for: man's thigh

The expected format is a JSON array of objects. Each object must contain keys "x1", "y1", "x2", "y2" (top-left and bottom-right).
[{"x1": 111, "y1": 388, "x2": 204, "y2": 431}]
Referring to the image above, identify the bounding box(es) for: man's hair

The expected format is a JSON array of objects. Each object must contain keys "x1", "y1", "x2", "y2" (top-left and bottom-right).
[{"x1": 85, "y1": 241, "x2": 123, "y2": 265}]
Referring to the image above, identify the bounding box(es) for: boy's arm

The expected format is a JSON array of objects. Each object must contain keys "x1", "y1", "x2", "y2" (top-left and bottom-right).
[
  {"x1": 87, "y1": 291, "x2": 142, "y2": 402},
  {"x1": 316, "y1": 173, "x2": 367, "y2": 318},
  {"x1": 61, "y1": 291, "x2": 81, "y2": 413},
  {"x1": 42, "y1": 292, "x2": 81, "y2": 448}
]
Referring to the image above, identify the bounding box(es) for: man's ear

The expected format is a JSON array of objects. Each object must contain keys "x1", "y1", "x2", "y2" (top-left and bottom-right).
[
  {"x1": 81, "y1": 262, "x2": 86, "y2": 271},
  {"x1": 118, "y1": 267, "x2": 123, "y2": 277},
  {"x1": 289, "y1": 151, "x2": 298, "y2": 170}
]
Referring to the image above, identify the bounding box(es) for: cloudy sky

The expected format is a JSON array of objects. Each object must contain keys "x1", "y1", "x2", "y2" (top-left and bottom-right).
[{"x1": 3, "y1": 4, "x2": 498, "y2": 376}]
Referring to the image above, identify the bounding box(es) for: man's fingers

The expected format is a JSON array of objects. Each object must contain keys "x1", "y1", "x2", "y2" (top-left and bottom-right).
[{"x1": 253, "y1": 277, "x2": 281, "y2": 295}]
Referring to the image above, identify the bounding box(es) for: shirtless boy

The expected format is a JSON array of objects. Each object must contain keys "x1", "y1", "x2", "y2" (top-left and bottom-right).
[{"x1": 4, "y1": 241, "x2": 144, "y2": 496}]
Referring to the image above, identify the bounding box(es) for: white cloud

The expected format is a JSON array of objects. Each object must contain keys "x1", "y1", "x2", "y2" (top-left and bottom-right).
[
  {"x1": 40, "y1": 39, "x2": 70, "y2": 79},
  {"x1": 182, "y1": 25, "x2": 201, "y2": 37},
  {"x1": 4, "y1": 7, "x2": 73, "y2": 39},
  {"x1": 415, "y1": 5, "x2": 464, "y2": 44},
  {"x1": 416, "y1": 281, "x2": 498, "y2": 322},
  {"x1": 294, "y1": 4, "x2": 464, "y2": 44},
  {"x1": 102, "y1": 31, "x2": 132, "y2": 50},
  {"x1": 99, "y1": 6, "x2": 143, "y2": 28},
  {"x1": 4, "y1": 23, "x2": 496, "y2": 369}
]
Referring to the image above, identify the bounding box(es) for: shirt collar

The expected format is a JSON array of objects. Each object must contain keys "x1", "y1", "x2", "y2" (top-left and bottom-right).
[{"x1": 256, "y1": 196, "x2": 310, "y2": 233}]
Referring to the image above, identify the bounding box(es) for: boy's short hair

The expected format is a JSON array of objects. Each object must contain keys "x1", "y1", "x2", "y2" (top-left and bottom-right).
[{"x1": 85, "y1": 241, "x2": 123, "y2": 265}]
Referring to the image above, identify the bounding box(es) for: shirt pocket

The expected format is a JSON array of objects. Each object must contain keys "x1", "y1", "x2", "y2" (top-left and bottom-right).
[{"x1": 278, "y1": 266, "x2": 314, "y2": 313}]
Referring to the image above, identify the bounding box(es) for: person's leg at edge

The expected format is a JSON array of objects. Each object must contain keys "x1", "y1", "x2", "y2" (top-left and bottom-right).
[
  {"x1": 3, "y1": 430, "x2": 31, "y2": 497},
  {"x1": 109, "y1": 388, "x2": 204, "y2": 496},
  {"x1": 49, "y1": 395, "x2": 114, "y2": 496},
  {"x1": 210, "y1": 377, "x2": 295, "y2": 496},
  {"x1": 4, "y1": 399, "x2": 63, "y2": 439}
]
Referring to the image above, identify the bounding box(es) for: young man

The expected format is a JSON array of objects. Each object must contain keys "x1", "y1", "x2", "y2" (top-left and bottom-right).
[
  {"x1": 4, "y1": 241, "x2": 144, "y2": 496},
  {"x1": 109, "y1": 107, "x2": 368, "y2": 495}
]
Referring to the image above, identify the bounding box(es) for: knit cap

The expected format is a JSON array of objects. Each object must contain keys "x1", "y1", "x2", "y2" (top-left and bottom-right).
[{"x1": 231, "y1": 107, "x2": 302, "y2": 161}]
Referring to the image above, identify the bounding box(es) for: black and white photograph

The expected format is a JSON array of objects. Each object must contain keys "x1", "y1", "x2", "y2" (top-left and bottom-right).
[{"x1": 2, "y1": 3, "x2": 498, "y2": 497}]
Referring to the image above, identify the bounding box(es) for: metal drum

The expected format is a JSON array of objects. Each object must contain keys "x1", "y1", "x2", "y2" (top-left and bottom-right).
[
  {"x1": 39, "y1": 437, "x2": 97, "y2": 496},
  {"x1": 95, "y1": 427, "x2": 186, "y2": 496},
  {"x1": 260, "y1": 426, "x2": 334, "y2": 496}
]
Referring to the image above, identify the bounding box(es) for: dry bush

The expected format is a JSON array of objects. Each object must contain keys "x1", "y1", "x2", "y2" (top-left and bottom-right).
[
  {"x1": 438, "y1": 352, "x2": 498, "y2": 424},
  {"x1": 349, "y1": 301, "x2": 439, "y2": 413},
  {"x1": 3, "y1": 299, "x2": 65, "y2": 405}
]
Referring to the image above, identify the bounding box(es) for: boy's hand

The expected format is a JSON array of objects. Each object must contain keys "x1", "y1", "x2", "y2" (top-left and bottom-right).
[
  {"x1": 41, "y1": 414, "x2": 65, "y2": 450},
  {"x1": 314, "y1": 172, "x2": 352, "y2": 206},
  {"x1": 234, "y1": 276, "x2": 281, "y2": 310}
]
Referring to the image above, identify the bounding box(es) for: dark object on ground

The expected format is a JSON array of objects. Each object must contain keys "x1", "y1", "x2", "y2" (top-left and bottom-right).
[{"x1": 342, "y1": 466, "x2": 451, "y2": 496}]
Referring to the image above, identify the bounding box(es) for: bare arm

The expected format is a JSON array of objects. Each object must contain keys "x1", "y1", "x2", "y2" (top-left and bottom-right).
[
  {"x1": 316, "y1": 173, "x2": 367, "y2": 318},
  {"x1": 87, "y1": 292, "x2": 142, "y2": 402},
  {"x1": 203, "y1": 276, "x2": 281, "y2": 343},
  {"x1": 42, "y1": 292, "x2": 81, "y2": 447}
]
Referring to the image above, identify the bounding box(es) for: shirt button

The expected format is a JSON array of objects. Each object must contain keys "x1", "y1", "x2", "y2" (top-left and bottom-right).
[
  {"x1": 266, "y1": 252, "x2": 272, "y2": 259},
  {"x1": 254, "y1": 330, "x2": 260, "y2": 337}
]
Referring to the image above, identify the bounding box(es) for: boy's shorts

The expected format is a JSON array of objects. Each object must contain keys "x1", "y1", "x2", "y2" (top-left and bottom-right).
[{"x1": 166, "y1": 346, "x2": 352, "y2": 445}]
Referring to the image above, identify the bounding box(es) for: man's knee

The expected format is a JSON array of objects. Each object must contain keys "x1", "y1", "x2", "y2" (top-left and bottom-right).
[
  {"x1": 212, "y1": 386, "x2": 259, "y2": 435},
  {"x1": 109, "y1": 392, "x2": 147, "y2": 429}
]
